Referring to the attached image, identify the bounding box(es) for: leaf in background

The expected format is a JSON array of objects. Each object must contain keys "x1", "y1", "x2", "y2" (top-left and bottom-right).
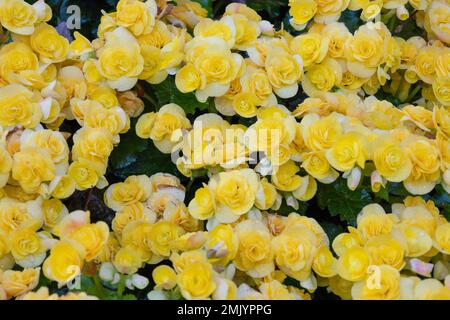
[
  {"x1": 374, "y1": 186, "x2": 390, "y2": 202},
  {"x1": 108, "y1": 123, "x2": 183, "y2": 181},
  {"x1": 339, "y1": 9, "x2": 363, "y2": 33},
  {"x1": 151, "y1": 77, "x2": 209, "y2": 114},
  {"x1": 431, "y1": 185, "x2": 450, "y2": 221},
  {"x1": 246, "y1": 0, "x2": 288, "y2": 28},
  {"x1": 109, "y1": 120, "x2": 149, "y2": 171},
  {"x1": 320, "y1": 221, "x2": 345, "y2": 243},
  {"x1": 58, "y1": 0, "x2": 118, "y2": 40},
  {"x1": 276, "y1": 198, "x2": 308, "y2": 216},
  {"x1": 389, "y1": 182, "x2": 411, "y2": 197},
  {"x1": 317, "y1": 178, "x2": 372, "y2": 225},
  {"x1": 246, "y1": 0, "x2": 287, "y2": 13}
]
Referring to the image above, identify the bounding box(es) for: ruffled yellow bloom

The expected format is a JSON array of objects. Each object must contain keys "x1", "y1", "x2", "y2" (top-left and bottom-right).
[
  {"x1": 336, "y1": 247, "x2": 371, "y2": 281},
  {"x1": 30, "y1": 23, "x2": 69, "y2": 63},
  {"x1": 105, "y1": 175, "x2": 151, "y2": 211},
  {"x1": 234, "y1": 220, "x2": 274, "y2": 278},
  {"x1": 288, "y1": 0, "x2": 317, "y2": 29},
  {"x1": 67, "y1": 222, "x2": 109, "y2": 261},
  {"x1": 364, "y1": 235, "x2": 405, "y2": 270},
  {"x1": 208, "y1": 169, "x2": 258, "y2": 223},
  {"x1": 272, "y1": 160, "x2": 302, "y2": 191},
  {"x1": 372, "y1": 137, "x2": 412, "y2": 182},
  {"x1": 116, "y1": 0, "x2": 157, "y2": 36},
  {"x1": 136, "y1": 104, "x2": 191, "y2": 153},
  {"x1": 206, "y1": 224, "x2": 238, "y2": 266},
  {"x1": 326, "y1": 132, "x2": 368, "y2": 172},
  {"x1": 113, "y1": 245, "x2": 143, "y2": 274},
  {"x1": 98, "y1": 27, "x2": 144, "y2": 90},
  {"x1": 152, "y1": 265, "x2": 177, "y2": 290},
  {"x1": 177, "y1": 261, "x2": 216, "y2": 300},
  {"x1": 188, "y1": 186, "x2": 215, "y2": 220},
  {"x1": 0, "y1": 42, "x2": 38, "y2": 83},
  {"x1": 352, "y1": 265, "x2": 400, "y2": 300},
  {"x1": 0, "y1": 0, "x2": 37, "y2": 35},
  {"x1": 1, "y1": 268, "x2": 40, "y2": 298},
  {"x1": 345, "y1": 23, "x2": 386, "y2": 78},
  {"x1": 313, "y1": 245, "x2": 338, "y2": 278},
  {"x1": 43, "y1": 240, "x2": 85, "y2": 284},
  {"x1": 265, "y1": 48, "x2": 302, "y2": 98},
  {"x1": 0, "y1": 84, "x2": 41, "y2": 128},
  {"x1": 12, "y1": 147, "x2": 55, "y2": 194}
]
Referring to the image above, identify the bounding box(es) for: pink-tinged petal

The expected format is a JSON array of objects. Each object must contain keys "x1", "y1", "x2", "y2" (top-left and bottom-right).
[{"x1": 409, "y1": 258, "x2": 434, "y2": 277}]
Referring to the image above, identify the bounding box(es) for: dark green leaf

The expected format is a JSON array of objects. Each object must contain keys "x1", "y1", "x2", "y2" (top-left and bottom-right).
[
  {"x1": 320, "y1": 221, "x2": 345, "y2": 243},
  {"x1": 276, "y1": 197, "x2": 308, "y2": 216},
  {"x1": 339, "y1": 9, "x2": 363, "y2": 34},
  {"x1": 317, "y1": 178, "x2": 372, "y2": 225},
  {"x1": 109, "y1": 120, "x2": 149, "y2": 171},
  {"x1": 389, "y1": 182, "x2": 411, "y2": 197},
  {"x1": 246, "y1": 0, "x2": 287, "y2": 13},
  {"x1": 114, "y1": 143, "x2": 181, "y2": 179},
  {"x1": 375, "y1": 186, "x2": 390, "y2": 202},
  {"x1": 431, "y1": 185, "x2": 450, "y2": 221},
  {"x1": 151, "y1": 77, "x2": 208, "y2": 114}
]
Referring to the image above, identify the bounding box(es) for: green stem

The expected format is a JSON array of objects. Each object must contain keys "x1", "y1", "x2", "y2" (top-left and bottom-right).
[
  {"x1": 144, "y1": 92, "x2": 158, "y2": 110},
  {"x1": 382, "y1": 9, "x2": 396, "y2": 24},
  {"x1": 207, "y1": 98, "x2": 216, "y2": 113},
  {"x1": 117, "y1": 274, "x2": 127, "y2": 298},
  {"x1": 406, "y1": 84, "x2": 422, "y2": 103},
  {"x1": 93, "y1": 274, "x2": 107, "y2": 300},
  {"x1": 186, "y1": 177, "x2": 195, "y2": 192},
  {"x1": 388, "y1": 14, "x2": 397, "y2": 33},
  {"x1": 394, "y1": 73, "x2": 405, "y2": 99}
]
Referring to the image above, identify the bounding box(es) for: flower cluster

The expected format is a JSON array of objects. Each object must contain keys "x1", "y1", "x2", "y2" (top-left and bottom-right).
[
  {"x1": 0, "y1": 0, "x2": 448, "y2": 301},
  {"x1": 328, "y1": 197, "x2": 450, "y2": 299}
]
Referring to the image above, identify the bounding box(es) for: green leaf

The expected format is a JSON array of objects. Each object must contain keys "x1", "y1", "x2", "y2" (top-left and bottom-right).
[
  {"x1": 109, "y1": 118, "x2": 183, "y2": 181},
  {"x1": 320, "y1": 221, "x2": 345, "y2": 243},
  {"x1": 389, "y1": 182, "x2": 411, "y2": 197},
  {"x1": 339, "y1": 9, "x2": 363, "y2": 33},
  {"x1": 317, "y1": 178, "x2": 372, "y2": 225},
  {"x1": 113, "y1": 142, "x2": 182, "y2": 179},
  {"x1": 246, "y1": 0, "x2": 287, "y2": 12},
  {"x1": 431, "y1": 185, "x2": 450, "y2": 221},
  {"x1": 375, "y1": 186, "x2": 390, "y2": 202},
  {"x1": 151, "y1": 77, "x2": 208, "y2": 114},
  {"x1": 109, "y1": 120, "x2": 148, "y2": 171},
  {"x1": 276, "y1": 197, "x2": 308, "y2": 216}
]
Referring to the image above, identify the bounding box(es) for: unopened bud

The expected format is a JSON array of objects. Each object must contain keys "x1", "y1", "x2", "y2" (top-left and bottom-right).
[
  {"x1": 147, "y1": 290, "x2": 169, "y2": 300},
  {"x1": 396, "y1": 5, "x2": 409, "y2": 21},
  {"x1": 131, "y1": 274, "x2": 150, "y2": 290},
  {"x1": 347, "y1": 167, "x2": 362, "y2": 191},
  {"x1": 99, "y1": 262, "x2": 116, "y2": 282}
]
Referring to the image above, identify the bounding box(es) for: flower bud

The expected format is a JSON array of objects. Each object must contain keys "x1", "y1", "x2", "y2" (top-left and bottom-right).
[
  {"x1": 396, "y1": 5, "x2": 409, "y2": 21},
  {"x1": 259, "y1": 20, "x2": 274, "y2": 36},
  {"x1": 147, "y1": 289, "x2": 169, "y2": 300},
  {"x1": 99, "y1": 262, "x2": 116, "y2": 282},
  {"x1": 346, "y1": 167, "x2": 362, "y2": 191},
  {"x1": 433, "y1": 261, "x2": 450, "y2": 280},
  {"x1": 131, "y1": 274, "x2": 149, "y2": 290},
  {"x1": 371, "y1": 170, "x2": 386, "y2": 193}
]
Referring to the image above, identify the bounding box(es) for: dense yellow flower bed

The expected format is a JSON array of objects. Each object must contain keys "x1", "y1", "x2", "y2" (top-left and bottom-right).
[{"x1": 0, "y1": 0, "x2": 448, "y2": 300}]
